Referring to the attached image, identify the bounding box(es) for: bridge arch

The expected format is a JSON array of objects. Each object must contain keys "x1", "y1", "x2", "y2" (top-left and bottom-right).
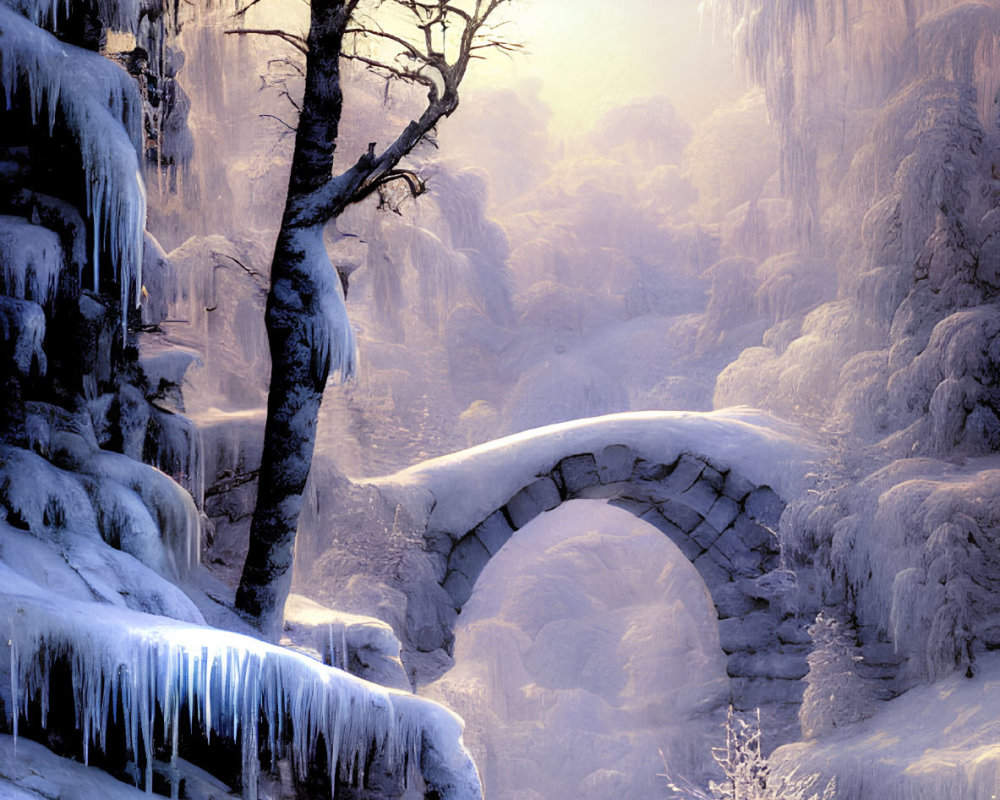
[
  {"x1": 438, "y1": 447, "x2": 806, "y2": 717},
  {"x1": 371, "y1": 411, "x2": 821, "y2": 739}
]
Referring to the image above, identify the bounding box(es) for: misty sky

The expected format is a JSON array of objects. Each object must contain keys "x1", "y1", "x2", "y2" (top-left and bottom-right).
[{"x1": 465, "y1": 0, "x2": 741, "y2": 133}]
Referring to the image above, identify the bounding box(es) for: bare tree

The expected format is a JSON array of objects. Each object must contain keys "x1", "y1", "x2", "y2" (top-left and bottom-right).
[
  {"x1": 228, "y1": 0, "x2": 517, "y2": 635},
  {"x1": 661, "y1": 707, "x2": 836, "y2": 800}
]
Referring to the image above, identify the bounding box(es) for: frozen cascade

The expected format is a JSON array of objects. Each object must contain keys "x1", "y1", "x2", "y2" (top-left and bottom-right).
[
  {"x1": 0, "y1": 2, "x2": 145, "y2": 325},
  {"x1": 145, "y1": 408, "x2": 206, "y2": 510},
  {"x1": 709, "y1": 0, "x2": 1000, "y2": 244},
  {"x1": 0, "y1": 215, "x2": 63, "y2": 305},
  {"x1": 0, "y1": 449, "x2": 203, "y2": 624},
  {"x1": 79, "y1": 449, "x2": 201, "y2": 576},
  {"x1": 1, "y1": 567, "x2": 481, "y2": 800}
]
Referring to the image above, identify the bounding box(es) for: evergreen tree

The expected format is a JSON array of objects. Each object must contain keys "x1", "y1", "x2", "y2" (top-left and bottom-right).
[{"x1": 800, "y1": 611, "x2": 879, "y2": 738}]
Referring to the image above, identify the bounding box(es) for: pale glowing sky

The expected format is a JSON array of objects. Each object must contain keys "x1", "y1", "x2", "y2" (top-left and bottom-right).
[
  {"x1": 464, "y1": 0, "x2": 741, "y2": 133},
  {"x1": 252, "y1": 0, "x2": 741, "y2": 137}
]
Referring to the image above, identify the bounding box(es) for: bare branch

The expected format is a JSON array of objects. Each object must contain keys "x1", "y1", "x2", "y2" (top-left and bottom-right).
[
  {"x1": 469, "y1": 39, "x2": 522, "y2": 53},
  {"x1": 231, "y1": 0, "x2": 267, "y2": 18},
  {"x1": 224, "y1": 28, "x2": 308, "y2": 56},
  {"x1": 279, "y1": 88, "x2": 302, "y2": 113},
  {"x1": 352, "y1": 168, "x2": 427, "y2": 205},
  {"x1": 259, "y1": 112, "x2": 297, "y2": 133},
  {"x1": 232, "y1": 0, "x2": 307, "y2": 18},
  {"x1": 341, "y1": 52, "x2": 439, "y2": 93},
  {"x1": 437, "y1": 2, "x2": 472, "y2": 25},
  {"x1": 287, "y1": 0, "x2": 518, "y2": 225},
  {"x1": 344, "y1": 26, "x2": 429, "y2": 64},
  {"x1": 213, "y1": 251, "x2": 269, "y2": 292},
  {"x1": 267, "y1": 57, "x2": 304, "y2": 76}
]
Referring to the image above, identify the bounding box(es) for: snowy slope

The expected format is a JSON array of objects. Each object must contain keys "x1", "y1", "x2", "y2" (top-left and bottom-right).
[
  {"x1": 0, "y1": 556, "x2": 481, "y2": 799},
  {"x1": 773, "y1": 652, "x2": 1000, "y2": 800}
]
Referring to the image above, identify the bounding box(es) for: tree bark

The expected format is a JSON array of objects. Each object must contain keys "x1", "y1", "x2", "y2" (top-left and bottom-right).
[{"x1": 234, "y1": 0, "x2": 358, "y2": 636}]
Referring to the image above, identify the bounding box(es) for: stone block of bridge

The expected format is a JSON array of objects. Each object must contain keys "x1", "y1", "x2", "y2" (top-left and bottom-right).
[
  {"x1": 639, "y1": 507, "x2": 704, "y2": 561},
  {"x1": 596, "y1": 444, "x2": 636, "y2": 483},
  {"x1": 745, "y1": 486, "x2": 784, "y2": 529},
  {"x1": 558, "y1": 453, "x2": 601, "y2": 494},
  {"x1": 505, "y1": 477, "x2": 562, "y2": 530},
  {"x1": 448, "y1": 534, "x2": 491, "y2": 584}
]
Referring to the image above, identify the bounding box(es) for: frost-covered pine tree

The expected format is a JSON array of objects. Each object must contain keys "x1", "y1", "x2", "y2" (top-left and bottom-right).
[
  {"x1": 800, "y1": 611, "x2": 879, "y2": 738},
  {"x1": 231, "y1": 0, "x2": 519, "y2": 635}
]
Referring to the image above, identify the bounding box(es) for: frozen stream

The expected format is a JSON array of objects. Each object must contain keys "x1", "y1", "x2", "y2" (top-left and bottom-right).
[{"x1": 424, "y1": 499, "x2": 729, "y2": 800}]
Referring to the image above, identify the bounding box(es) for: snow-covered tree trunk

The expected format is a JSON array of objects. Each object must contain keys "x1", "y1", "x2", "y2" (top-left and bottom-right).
[
  {"x1": 233, "y1": 0, "x2": 515, "y2": 635},
  {"x1": 234, "y1": 0, "x2": 359, "y2": 634}
]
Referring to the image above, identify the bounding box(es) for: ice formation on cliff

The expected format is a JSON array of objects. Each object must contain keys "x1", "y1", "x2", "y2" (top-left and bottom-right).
[
  {"x1": 1, "y1": 565, "x2": 479, "y2": 800},
  {"x1": 0, "y1": 3, "x2": 145, "y2": 322}
]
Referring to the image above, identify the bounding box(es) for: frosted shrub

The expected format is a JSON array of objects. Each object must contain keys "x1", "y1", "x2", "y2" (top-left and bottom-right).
[
  {"x1": 800, "y1": 612, "x2": 880, "y2": 738},
  {"x1": 662, "y1": 707, "x2": 835, "y2": 800}
]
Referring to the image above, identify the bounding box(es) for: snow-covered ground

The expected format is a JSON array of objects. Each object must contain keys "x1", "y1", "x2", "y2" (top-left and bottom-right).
[{"x1": 774, "y1": 652, "x2": 1000, "y2": 800}]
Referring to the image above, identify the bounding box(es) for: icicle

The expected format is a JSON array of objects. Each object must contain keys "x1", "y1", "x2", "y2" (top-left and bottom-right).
[
  {"x1": 0, "y1": 296, "x2": 47, "y2": 376},
  {"x1": 9, "y1": 0, "x2": 144, "y2": 36},
  {"x1": 9, "y1": 615, "x2": 18, "y2": 754}
]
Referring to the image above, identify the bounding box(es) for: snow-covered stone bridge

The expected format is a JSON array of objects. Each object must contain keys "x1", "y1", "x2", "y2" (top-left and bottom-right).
[{"x1": 366, "y1": 409, "x2": 823, "y2": 734}]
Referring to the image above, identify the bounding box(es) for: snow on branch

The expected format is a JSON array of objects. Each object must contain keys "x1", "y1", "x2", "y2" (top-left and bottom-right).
[{"x1": 661, "y1": 706, "x2": 836, "y2": 800}]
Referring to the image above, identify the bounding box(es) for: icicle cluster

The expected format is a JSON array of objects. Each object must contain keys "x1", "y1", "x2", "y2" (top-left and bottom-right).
[
  {"x1": 5, "y1": 0, "x2": 144, "y2": 36},
  {"x1": 0, "y1": 296, "x2": 46, "y2": 375},
  {"x1": 0, "y1": 215, "x2": 63, "y2": 306},
  {"x1": 86, "y1": 447, "x2": 202, "y2": 576},
  {"x1": 0, "y1": 3, "x2": 145, "y2": 325},
  {"x1": 2, "y1": 580, "x2": 479, "y2": 800}
]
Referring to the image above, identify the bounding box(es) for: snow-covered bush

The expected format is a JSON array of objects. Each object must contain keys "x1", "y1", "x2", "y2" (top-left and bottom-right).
[
  {"x1": 661, "y1": 707, "x2": 835, "y2": 800},
  {"x1": 799, "y1": 613, "x2": 880, "y2": 739}
]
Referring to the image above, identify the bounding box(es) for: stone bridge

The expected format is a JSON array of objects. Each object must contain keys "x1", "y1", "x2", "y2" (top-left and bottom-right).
[{"x1": 369, "y1": 410, "x2": 822, "y2": 740}]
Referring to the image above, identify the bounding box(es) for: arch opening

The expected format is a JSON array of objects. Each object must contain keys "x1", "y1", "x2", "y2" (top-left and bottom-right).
[
  {"x1": 425, "y1": 499, "x2": 730, "y2": 800},
  {"x1": 425, "y1": 445, "x2": 810, "y2": 741}
]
